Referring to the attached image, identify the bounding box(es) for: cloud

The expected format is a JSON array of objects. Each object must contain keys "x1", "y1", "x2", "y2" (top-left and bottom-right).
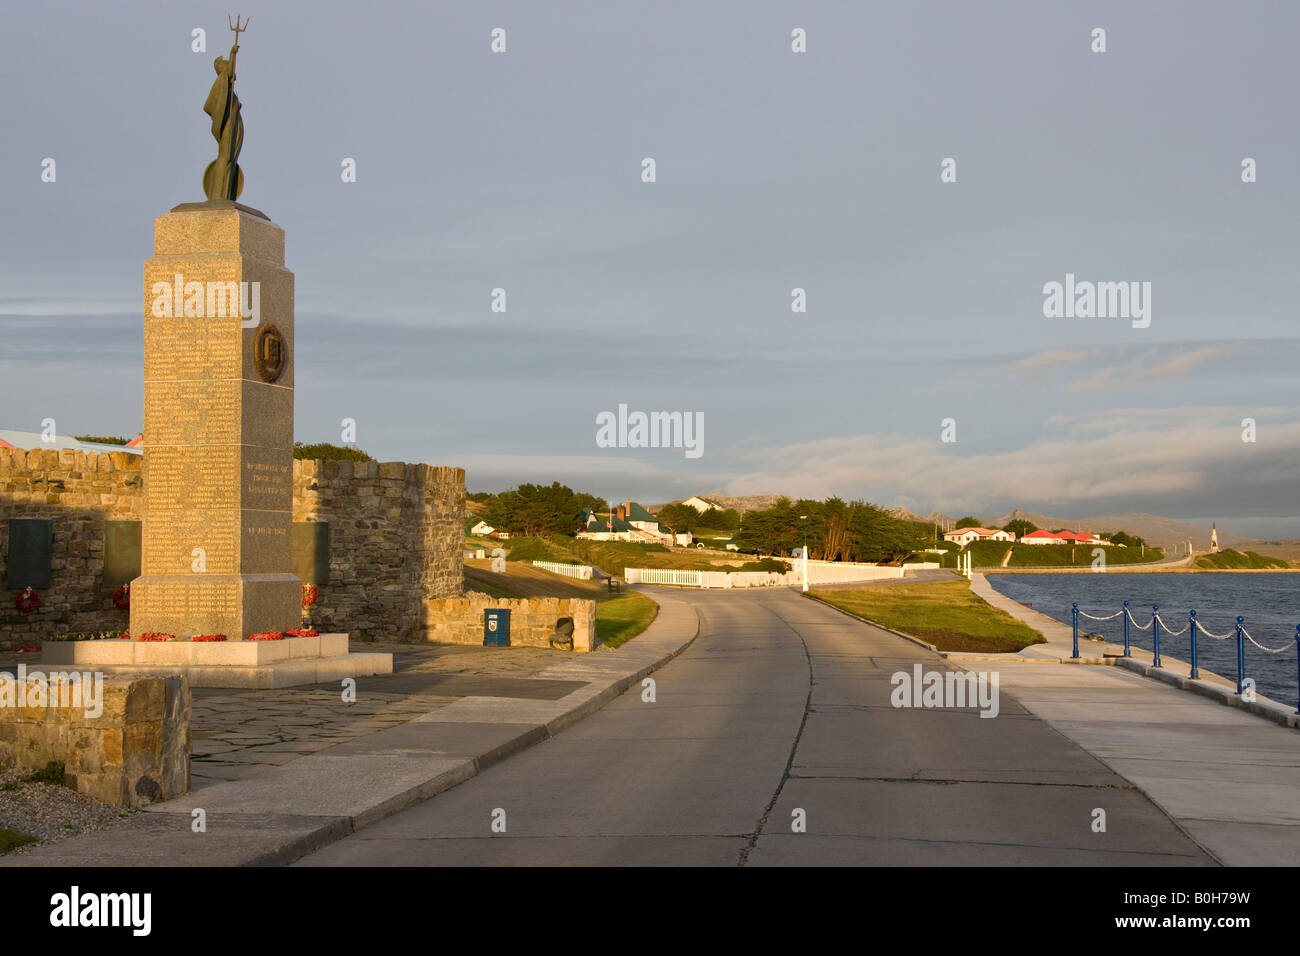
[
  {"x1": 720, "y1": 406, "x2": 1300, "y2": 518},
  {"x1": 1067, "y1": 344, "x2": 1241, "y2": 393}
]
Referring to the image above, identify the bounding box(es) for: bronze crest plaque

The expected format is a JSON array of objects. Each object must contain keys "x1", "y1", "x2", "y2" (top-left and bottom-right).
[{"x1": 254, "y1": 322, "x2": 287, "y2": 383}]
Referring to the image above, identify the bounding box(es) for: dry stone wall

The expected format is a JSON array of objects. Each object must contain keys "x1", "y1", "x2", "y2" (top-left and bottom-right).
[{"x1": 0, "y1": 448, "x2": 464, "y2": 646}]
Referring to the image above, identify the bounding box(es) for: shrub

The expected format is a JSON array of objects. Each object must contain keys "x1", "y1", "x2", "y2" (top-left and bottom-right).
[{"x1": 293, "y1": 441, "x2": 375, "y2": 462}]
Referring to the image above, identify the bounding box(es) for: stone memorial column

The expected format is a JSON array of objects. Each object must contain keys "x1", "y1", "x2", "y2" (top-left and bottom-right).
[{"x1": 129, "y1": 201, "x2": 300, "y2": 639}]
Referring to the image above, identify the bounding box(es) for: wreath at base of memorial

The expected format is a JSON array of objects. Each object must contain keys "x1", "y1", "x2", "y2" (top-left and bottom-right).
[
  {"x1": 302, "y1": 584, "x2": 318, "y2": 608},
  {"x1": 15, "y1": 587, "x2": 40, "y2": 614},
  {"x1": 113, "y1": 584, "x2": 130, "y2": 610}
]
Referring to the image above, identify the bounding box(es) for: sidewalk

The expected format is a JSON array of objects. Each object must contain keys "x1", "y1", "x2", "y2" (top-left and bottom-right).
[
  {"x1": 957, "y1": 573, "x2": 1300, "y2": 865},
  {"x1": 2, "y1": 588, "x2": 699, "y2": 867}
]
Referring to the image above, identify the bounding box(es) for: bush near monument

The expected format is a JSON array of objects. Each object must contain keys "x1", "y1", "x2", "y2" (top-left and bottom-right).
[{"x1": 293, "y1": 441, "x2": 375, "y2": 462}]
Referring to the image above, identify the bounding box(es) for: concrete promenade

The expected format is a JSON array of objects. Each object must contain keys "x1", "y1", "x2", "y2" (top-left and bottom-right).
[{"x1": 958, "y1": 573, "x2": 1300, "y2": 865}]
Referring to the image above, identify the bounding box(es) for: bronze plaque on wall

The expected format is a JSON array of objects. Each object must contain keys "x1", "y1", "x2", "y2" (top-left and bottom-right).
[
  {"x1": 292, "y1": 521, "x2": 330, "y2": 585},
  {"x1": 103, "y1": 520, "x2": 142, "y2": 588},
  {"x1": 6, "y1": 518, "x2": 53, "y2": 589}
]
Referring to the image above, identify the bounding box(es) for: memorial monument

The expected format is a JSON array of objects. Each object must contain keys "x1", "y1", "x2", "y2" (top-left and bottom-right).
[{"x1": 48, "y1": 18, "x2": 391, "y2": 686}]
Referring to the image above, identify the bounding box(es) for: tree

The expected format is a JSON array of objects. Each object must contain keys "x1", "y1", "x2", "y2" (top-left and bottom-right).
[
  {"x1": 483, "y1": 483, "x2": 604, "y2": 537},
  {"x1": 955, "y1": 516, "x2": 981, "y2": 529},
  {"x1": 1003, "y1": 519, "x2": 1038, "y2": 538}
]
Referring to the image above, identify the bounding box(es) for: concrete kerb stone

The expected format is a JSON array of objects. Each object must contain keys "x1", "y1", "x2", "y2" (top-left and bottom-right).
[
  {"x1": 6, "y1": 591, "x2": 701, "y2": 867},
  {"x1": 1114, "y1": 656, "x2": 1300, "y2": 731}
]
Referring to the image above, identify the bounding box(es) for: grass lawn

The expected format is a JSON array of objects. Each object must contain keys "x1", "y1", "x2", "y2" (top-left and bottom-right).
[
  {"x1": 1194, "y1": 549, "x2": 1289, "y2": 570},
  {"x1": 595, "y1": 591, "x2": 660, "y2": 648},
  {"x1": 0, "y1": 828, "x2": 37, "y2": 854},
  {"x1": 810, "y1": 580, "x2": 1045, "y2": 652}
]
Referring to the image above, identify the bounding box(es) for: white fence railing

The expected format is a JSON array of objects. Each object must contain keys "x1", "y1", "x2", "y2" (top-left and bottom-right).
[
  {"x1": 623, "y1": 563, "x2": 928, "y2": 589},
  {"x1": 531, "y1": 561, "x2": 594, "y2": 580}
]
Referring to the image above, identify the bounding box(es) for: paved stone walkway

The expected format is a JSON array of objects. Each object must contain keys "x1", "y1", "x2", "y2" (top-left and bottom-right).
[{"x1": 189, "y1": 642, "x2": 570, "y2": 789}]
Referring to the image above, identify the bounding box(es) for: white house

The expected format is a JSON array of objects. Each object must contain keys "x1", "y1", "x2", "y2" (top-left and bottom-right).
[
  {"x1": 942, "y1": 527, "x2": 1014, "y2": 547},
  {"x1": 469, "y1": 520, "x2": 495, "y2": 536}
]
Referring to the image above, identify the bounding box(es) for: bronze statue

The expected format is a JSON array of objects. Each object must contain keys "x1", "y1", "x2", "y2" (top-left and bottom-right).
[{"x1": 202, "y1": 15, "x2": 248, "y2": 201}]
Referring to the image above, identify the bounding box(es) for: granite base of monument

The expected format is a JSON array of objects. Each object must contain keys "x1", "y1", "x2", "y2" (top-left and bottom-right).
[{"x1": 41, "y1": 634, "x2": 392, "y2": 689}]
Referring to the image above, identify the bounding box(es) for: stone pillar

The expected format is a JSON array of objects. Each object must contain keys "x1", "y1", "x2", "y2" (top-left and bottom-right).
[{"x1": 130, "y1": 201, "x2": 300, "y2": 640}]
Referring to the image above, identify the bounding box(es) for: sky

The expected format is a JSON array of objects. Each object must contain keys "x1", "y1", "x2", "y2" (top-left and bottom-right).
[{"x1": 2, "y1": 0, "x2": 1297, "y2": 537}]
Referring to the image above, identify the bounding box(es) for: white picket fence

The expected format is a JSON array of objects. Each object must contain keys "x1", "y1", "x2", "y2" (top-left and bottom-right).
[{"x1": 531, "y1": 560, "x2": 594, "y2": 581}]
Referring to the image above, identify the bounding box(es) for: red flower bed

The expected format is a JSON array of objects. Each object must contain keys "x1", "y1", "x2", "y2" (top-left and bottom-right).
[
  {"x1": 138, "y1": 632, "x2": 175, "y2": 642},
  {"x1": 285, "y1": 628, "x2": 318, "y2": 637},
  {"x1": 192, "y1": 634, "x2": 227, "y2": 642},
  {"x1": 247, "y1": 631, "x2": 284, "y2": 641}
]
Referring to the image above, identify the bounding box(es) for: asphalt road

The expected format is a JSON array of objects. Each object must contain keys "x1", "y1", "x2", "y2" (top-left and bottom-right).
[{"x1": 297, "y1": 588, "x2": 1214, "y2": 866}]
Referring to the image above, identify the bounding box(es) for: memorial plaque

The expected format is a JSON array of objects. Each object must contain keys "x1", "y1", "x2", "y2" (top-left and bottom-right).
[
  {"x1": 103, "y1": 520, "x2": 142, "y2": 587},
  {"x1": 6, "y1": 518, "x2": 53, "y2": 589},
  {"x1": 292, "y1": 521, "x2": 330, "y2": 585}
]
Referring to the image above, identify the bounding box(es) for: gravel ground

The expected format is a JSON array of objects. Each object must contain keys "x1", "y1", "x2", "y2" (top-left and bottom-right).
[{"x1": 0, "y1": 762, "x2": 132, "y2": 855}]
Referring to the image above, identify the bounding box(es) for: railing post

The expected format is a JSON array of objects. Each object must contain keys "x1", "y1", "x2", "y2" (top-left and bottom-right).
[
  {"x1": 1188, "y1": 609, "x2": 1199, "y2": 679},
  {"x1": 1294, "y1": 626, "x2": 1300, "y2": 716},
  {"x1": 1152, "y1": 605, "x2": 1162, "y2": 667},
  {"x1": 1234, "y1": 616, "x2": 1245, "y2": 695},
  {"x1": 1123, "y1": 600, "x2": 1131, "y2": 657},
  {"x1": 1071, "y1": 602, "x2": 1079, "y2": 659}
]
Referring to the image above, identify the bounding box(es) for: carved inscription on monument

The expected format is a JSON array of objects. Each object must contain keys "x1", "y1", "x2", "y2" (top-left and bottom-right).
[
  {"x1": 134, "y1": 579, "x2": 240, "y2": 622},
  {"x1": 142, "y1": 313, "x2": 241, "y2": 380},
  {"x1": 144, "y1": 380, "x2": 241, "y2": 445}
]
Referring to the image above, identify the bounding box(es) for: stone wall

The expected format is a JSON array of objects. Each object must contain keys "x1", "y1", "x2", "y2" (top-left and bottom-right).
[
  {"x1": 0, "y1": 448, "x2": 465, "y2": 646},
  {"x1": 0, "y1": 672, "x2": 189, "y2": 808},
  {"x1": 0, "y1": 448, "x2": 143, "y2": 647},
  {"x1": 293, "y1": 460, "x2": 465, "y2": 641},
  {"x1": 425, "y1": 596, "x2": 598, "y2": 652}
]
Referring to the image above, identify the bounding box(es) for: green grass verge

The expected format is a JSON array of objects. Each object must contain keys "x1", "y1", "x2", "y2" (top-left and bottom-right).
[
  {"x1": 810, "y1": 580, "x2": 1046, "y2": 652},
  {"x1": 1194, "y1": 549, "x2": 1289, "y2": 570},
  {"x1": 0, "y1": 828, "x2": 38, "y2": 854},
  {"x1": 594, "y1": 591, "x2": 659, "y2": 649}
]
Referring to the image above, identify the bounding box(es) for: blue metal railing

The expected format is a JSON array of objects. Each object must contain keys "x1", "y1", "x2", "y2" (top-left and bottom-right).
[{"x1": 1071, "y1": 601, "x2": 1300, "y2": 714}]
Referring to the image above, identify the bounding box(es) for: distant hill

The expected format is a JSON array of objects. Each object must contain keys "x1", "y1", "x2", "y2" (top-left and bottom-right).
[
  {"x1": 652, "y1": 493, "x2": 787, "y2": 514},
  {"x1": 887, "y1": 507, "x2": 958, "y2": 531}
]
